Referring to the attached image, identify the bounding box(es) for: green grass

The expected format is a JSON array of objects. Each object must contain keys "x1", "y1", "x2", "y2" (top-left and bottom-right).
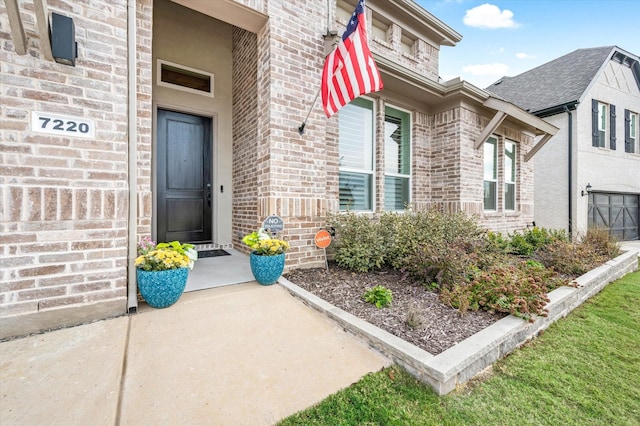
[{"x1": 280, "y1": 270, "x2": 640, "y2": 426}]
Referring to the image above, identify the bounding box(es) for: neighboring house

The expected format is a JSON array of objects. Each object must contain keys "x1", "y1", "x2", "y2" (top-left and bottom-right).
[
  {"x1": 0, "y1": 0, "x2": 556, "y2": 339},
  {"x1": 487, "y1": 46, "x2": 640, "y2": 241}
]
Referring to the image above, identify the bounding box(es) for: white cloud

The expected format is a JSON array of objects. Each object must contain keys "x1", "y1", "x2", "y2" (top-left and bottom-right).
[
  {"x1": 462, "y1": 63, "x2": 510, "y2": 76},
  {"x1": 516, "y1": 52, "x2": 535, "y2": 59},
  {"x1": 463, "y1": 4, "x2": 519, "y2": 29}
]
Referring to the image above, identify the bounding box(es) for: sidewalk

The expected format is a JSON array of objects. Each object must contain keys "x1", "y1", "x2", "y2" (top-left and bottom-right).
[
  {"x1": 0, "y1": 283, "x2": 390, "y2": 425},
  {"x1": 3, "y1": 240, "x2": 637, "y2": 425}
]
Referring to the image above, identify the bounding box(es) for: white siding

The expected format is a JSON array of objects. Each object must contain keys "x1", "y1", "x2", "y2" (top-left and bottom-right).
[
  {"x1": 534, "y1": 113, "x2": 570, "y2": 231},
  {"x1": 573, "y1": 60, "x2": 640, "y2": 236}
]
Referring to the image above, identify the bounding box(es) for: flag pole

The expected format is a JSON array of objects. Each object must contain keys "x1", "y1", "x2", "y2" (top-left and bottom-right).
[{"x1": 298, "y1": 89, "x2": 320, "y2": 135}]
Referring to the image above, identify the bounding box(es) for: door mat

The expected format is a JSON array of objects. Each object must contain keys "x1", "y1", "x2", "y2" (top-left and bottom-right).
[{"x1": 197, "y1": 249, "x2": 231, "y2": 258}]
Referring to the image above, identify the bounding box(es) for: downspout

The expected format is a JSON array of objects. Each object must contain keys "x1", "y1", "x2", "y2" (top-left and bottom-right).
[
  {"x1": 327, "y1": 0, "x2": 331, "y2": 33},
  {"x1": 127, "y1": 0, "x2": 138, "y2": 314},
  {"x1": 564, "y1": 106, "x2": 573, "y2": 237}
]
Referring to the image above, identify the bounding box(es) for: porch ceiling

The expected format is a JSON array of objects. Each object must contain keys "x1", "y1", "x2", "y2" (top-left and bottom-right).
[{"x1": 170, "y1": 0, "x2": 268, "y2": 33}]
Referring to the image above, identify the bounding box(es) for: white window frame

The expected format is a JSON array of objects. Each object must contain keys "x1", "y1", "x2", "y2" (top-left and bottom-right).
[
  {"x1": 383, "y1": 104, "x2": 412, "y2": 211},
  {"x1": 484, "y1": 136, "x2": 498, "y2": 211},
  {"x1": 504, "y1": 140, "x2": 517, "y2": 211},
  {"x1": 631, "y1": 111, "x2": 638, "y2": 153},
  {"x1": 597, "y1": 101, "x2": 608, "y2": 148}
]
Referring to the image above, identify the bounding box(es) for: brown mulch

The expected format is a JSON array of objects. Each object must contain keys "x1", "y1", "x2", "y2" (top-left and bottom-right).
[{"x1": 284, "y1": 262, "x2": 505, "y2": 355}]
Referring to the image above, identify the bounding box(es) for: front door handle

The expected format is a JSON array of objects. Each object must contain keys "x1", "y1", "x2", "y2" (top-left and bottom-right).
[{"x1": 206, "y1": 183, "x2": 211, "y2": 207}]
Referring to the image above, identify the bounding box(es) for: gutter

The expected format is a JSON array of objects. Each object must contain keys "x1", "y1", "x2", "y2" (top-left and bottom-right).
[
  {"x1": 564, "y1": 105, "x2": 574, "y2": 237},
  {"x1": 530, "y1": 102, "x2": 577, "y2": 236},
  {"x1": 533, "y1": 101, "x2": 579, "y2": 118},
  {"x1": 127, "y1": 0, "x2": 138, "y2": 314}
]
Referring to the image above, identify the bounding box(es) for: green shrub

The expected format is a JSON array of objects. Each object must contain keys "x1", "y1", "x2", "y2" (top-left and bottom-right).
[
  {"x1": 379, "y1": 211, "x2": 422, "y2": 270},
  {"x1": 581, "y1": 228, "x2": 620, "y2": 258},
  {"x1": 537, "y1": 229, "x2": 617, "y2": 276},
  {"x1": 327, "y1": 209, "x2": 616, "y2": 321},
  {"x1": 508, "y1": 232, "x2": 535, "y2": 256},
  {"x1": 440, "y1": 261, "x2": 565, "y2": 321},
  {"x1": 363, "y1": 285, "x2": 393, "y2": 308},
  {"x1": 327, "y1": 211, "x2": 385, "y2": 272},
  {"x1": 381, "y1": 208, "x2": 485, "y2": 270},
  {"x1": 486, "y1": 231, "x2": 510, "y2": 251},
  {"x1": 508, "y1": 227, "x2": 568, "y2": 256},
  {"x1": 329, "y1": 208, "x2": 485, "y2": 273},
  {"x1": 402, "y1": 240, "x2": 480, "y2": 291}
]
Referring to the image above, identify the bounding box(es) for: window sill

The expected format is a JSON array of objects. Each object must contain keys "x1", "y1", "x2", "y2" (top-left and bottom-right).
[
  {"x1": 373, "y1": 37, "x2": 392, "y2": 49},
  {"x1": 401, "y1": 51, "x2": 418, "y2": 62},
  {"x1": 483, "y1": 210, "x2": 520, "y2": 216}
]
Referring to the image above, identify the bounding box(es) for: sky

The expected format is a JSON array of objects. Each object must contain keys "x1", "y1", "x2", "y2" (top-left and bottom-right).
[{"x1": 413, "y1": 0, "x2": 640, "y2": 89}]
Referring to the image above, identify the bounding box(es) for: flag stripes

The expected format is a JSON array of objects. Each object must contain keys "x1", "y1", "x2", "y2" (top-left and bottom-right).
[{"x1": 321, "y1": 0, "x2": 383, "y2": 118}]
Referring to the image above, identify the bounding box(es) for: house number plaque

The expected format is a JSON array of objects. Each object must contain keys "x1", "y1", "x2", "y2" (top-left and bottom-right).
[{"x1": 31, "y1": 111, "x2": 95, "y2": 138}]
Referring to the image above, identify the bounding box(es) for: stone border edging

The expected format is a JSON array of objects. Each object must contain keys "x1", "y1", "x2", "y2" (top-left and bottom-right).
[{"x1": 278, "y1": 249, "x2": 638, "y2": 395}]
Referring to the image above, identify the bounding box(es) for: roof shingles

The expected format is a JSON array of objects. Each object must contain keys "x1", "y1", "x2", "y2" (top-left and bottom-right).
[{"x1": 486, "y1": 46, "x2": 615, "y2": 113}]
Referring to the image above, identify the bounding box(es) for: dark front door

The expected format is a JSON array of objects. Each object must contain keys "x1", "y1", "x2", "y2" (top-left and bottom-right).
[{"x1": 157, "y1": 109, "x2": 212, "y2": 243}]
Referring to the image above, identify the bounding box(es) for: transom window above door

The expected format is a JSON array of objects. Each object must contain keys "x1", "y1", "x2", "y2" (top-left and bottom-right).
[{"x1": 157, "y1": 59, "x2": 214, "y2": 97}]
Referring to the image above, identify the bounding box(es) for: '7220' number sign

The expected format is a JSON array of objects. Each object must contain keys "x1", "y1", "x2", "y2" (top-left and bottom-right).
[{"x1": 31, "y1": 111, "x2": 95, "y2": 138}]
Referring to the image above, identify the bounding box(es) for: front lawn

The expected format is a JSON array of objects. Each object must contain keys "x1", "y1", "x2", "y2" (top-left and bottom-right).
[{"x1": 279, "y1": 270, "x2": 640, "y2": 425}]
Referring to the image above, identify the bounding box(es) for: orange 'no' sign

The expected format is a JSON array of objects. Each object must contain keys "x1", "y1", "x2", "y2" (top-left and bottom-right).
[{"x1": 314, "y1": 230, "x2": 332, "y2": 249}]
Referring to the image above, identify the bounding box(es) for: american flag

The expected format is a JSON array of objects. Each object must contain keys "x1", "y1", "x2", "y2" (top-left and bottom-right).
[{"x1": 321, "y1": 0, "x2": 383, "y2": 118}]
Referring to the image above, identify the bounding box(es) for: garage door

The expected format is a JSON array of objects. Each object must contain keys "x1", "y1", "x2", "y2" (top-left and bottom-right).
[{"x1": 588, "y1": 193, "x2": 639, "y2": 241}]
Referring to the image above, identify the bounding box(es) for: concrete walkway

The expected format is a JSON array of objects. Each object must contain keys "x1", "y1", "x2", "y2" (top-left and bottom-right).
[
  {"x1": 3, "y1": 241, "x2": 637, "y2": 425},
  {"x1": 0, "y1": 283, "x2": 390, "y2": 425}
]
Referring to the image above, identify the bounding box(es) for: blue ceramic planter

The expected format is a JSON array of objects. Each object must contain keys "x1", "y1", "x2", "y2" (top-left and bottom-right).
[
  {"x1": 250, "y1": 252, "x2": 285, "y2": 285},
  {"x1": 136, "y1": 268, "x2": 188, "y2": 308}
]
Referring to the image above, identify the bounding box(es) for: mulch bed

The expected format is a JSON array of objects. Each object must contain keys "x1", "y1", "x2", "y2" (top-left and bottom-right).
[{"x1": 284, "y1": 262, "x2": 505, "y2": 355}]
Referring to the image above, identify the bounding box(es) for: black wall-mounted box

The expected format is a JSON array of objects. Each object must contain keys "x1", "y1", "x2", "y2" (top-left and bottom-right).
[{"x1": 51, "y1": 12, "x2": 77, "y2": 66}]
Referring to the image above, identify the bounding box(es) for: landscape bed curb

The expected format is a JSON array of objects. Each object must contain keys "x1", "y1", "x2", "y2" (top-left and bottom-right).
[{"x1": 279, "y1": 249, "x2": 638, "y2": 395}]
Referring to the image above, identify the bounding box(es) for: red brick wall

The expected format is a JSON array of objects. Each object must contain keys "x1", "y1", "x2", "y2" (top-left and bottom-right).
[
  {"x1": 239, "y1": 0, "x2": 336, "y2": 267},
  {"x1": 231, "y1": 27, "x2": 260, "y2": 250},
  {"x1": 0, "y1": 0, "x2": 153, "y2": 338}
]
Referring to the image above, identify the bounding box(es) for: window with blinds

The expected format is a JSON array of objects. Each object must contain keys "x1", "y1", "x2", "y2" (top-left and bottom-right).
[
  {"x1": 484, "y1": 136, "x2": 498, "y2": 211},
  {"x1": 504, "y1": 140, "x2": 516, "y2": 211},
  {"x1": 339, "y1": 98, "x2": 374, "y2": 211},
  {"x1": 384, "y1": 106, "x2": 411, "y2": 210}
]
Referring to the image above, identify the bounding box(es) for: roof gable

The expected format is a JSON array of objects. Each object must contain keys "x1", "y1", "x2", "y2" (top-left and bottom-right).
[{"x1": 486, "y1": 46, "x2": 639, "y2": 114}]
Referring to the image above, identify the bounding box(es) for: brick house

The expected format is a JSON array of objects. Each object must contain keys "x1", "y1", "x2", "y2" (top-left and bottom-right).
[
  {"x1": 1, "y1": 0, "x2": 556, "y2": 339},
  {"x1": 487, "y1": 46, "x2": 640, "y2": 240}
]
